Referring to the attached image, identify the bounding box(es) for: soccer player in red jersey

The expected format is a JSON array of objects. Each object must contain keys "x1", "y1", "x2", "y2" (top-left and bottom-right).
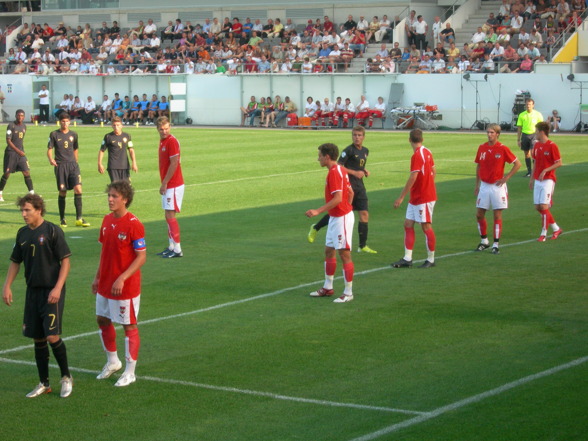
[
  {"x1": 92, "y1": 181, "x2": 146, "y2": 387},
  {"x1": 473, "y1": 124, "x2": 521, "y2": 254},
  {"x1": 530, "y1": 121, "x2": 563, "y2": 241},
  {"x1": 391, "y1": 129, "x2": 437, "y2": 268},
  {"x1": 306, "y1": 143, "x2": 355, "y2": 303},
  {"x1": 156, "y1": 116, "x2": 184, "y2": 258}
]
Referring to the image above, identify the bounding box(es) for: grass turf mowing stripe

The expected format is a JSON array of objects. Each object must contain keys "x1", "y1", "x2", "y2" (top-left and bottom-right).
[
  {"x1": 347, "y1": 355, "x2": 588, "y2": 441},
  {"x1": 0, "y1": 357, "x2": 425, "y2": 415},
  {"x1": 1, "y1": 227, "x2": 586, "y2": 358}
]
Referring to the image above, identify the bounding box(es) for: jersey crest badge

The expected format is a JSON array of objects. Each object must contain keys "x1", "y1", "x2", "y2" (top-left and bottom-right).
[
  {"x1": 118, "y1": 232, "x2": 127, "y2": 241},
  {"x1": 38, "y1": 234, "x2": 46, "y2": 245},
  {"x1": 123, "y1": 137, "x2": 128, "y2": 143},
  {"x1": 69, "y1": 136, "x2": 74, "y2": 142}
]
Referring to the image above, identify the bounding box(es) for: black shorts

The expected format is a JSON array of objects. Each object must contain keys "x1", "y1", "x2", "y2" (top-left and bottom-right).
[
  {"x1": 352, "y1": 186, "x2": 368, "y2": 211},
  {"x1": 23, "y1": 286, "x2": 66, "y2": 339},
  {"x1": 520, "y1": 133, "x2": 535, "y2": 151},
  {"x1": 3, "y1": 151, "x2": 30, "y2": 174},
  {"x1": 108, "y1": 169, "x2": 130, "y2": 182},
  {"x1": 55, "y1": 162, "x2": 81, "y2": 191}
]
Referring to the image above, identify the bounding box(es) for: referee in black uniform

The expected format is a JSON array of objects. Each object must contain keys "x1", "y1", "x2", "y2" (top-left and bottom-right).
[
  {"x1": 308, "y1": 125, "x2": 378, "y2": 253},
  {"x1": 47, "y1": 112, "x2": 90, "y2": 227},
  {"x1": 97, "y1": 116, "x2": 138, "y2": 182},
  {"x1": 0, "y1": 109, "x2": 35, "y2": 202},
  {"x1": 2, "y1": 194, "x2": 73, "y2": 398}
]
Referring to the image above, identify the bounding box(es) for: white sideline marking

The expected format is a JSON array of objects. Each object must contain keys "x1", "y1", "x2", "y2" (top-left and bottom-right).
[
  {"x1": 347, "y1": 355, "x2": 588, "y2": 441},
  {"x1": 0, "y1": 357, "x2": 424, "y2": 416},
  {"x1": 1, "y1": 227, "x2": 586, "y2": 358}
]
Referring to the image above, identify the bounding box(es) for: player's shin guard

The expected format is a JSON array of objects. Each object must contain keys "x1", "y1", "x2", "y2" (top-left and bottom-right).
[
  {"x1": 74, "y1": 193, "x2": 83, "y2": 219},
  {"x1": 424, "y1": 228, "x2": 436, "y2": 262},
  {"x1": 99, "y1": 324, "x2": 118, "y2": 355},
  {"x1": 124, "y1": 328, "x2": 140, "y2": 375},
  {"x1": 58, "y1": 195, "x2": 66, "y2": 220},
  {"x1": 358, "y1": 222, "x2": 368, "y2": 249},
  {"x1": 404, "y1": 227, "x2": 415, "y2": 261},
  {"x1": 315, "y1": 214, "x2": 329, "y2": 231},
  {"x1": 24, "y1": 175, "x2": 34, "y2": 192},
  {"x1": 477, "y1": 218, "x2": 488, "y2": 238},
  {"x1": 166, "y1": 217, "x2": 181, "y2": 245},
  {"x1": 50, "y1": 338, "x2": 71, "y2": 378},
  {"x1": 34, "y1": 341, "x2": 50, "y2": 385},
  {"x1": 493, "y1": 219, "x2": 502, "y2": 243},
  {"x1": 0, "y1": 175, "x2": 8, "y2": 191},
  {"x1": 324, "y1": 258, "x2": 337, "y2": 290},
  {"x1": 343, "y1": 262, "x2": 354, "y2": 295}
]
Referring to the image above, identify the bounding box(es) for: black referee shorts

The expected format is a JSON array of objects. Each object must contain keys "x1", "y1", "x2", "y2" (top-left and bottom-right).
[
  {"x1": 55, "y1": 162, "x2": 81, "y2": 191},
  {"x1": 23, "y1": 287, "x2": 66, "y2": 339},
  {"x1": 3, "y1": 151, "x2": 30, "y2": 174},
  {"x1": 520, "y1": 133, "x2": 535, "y2": 151}
]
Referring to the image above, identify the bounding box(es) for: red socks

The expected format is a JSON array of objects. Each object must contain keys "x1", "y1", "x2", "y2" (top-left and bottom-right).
[
  {"x1": 99, "y1": 324, "x2": 117, "y2": 352},
  {"x1": 166, "y1": 217, "x2": 181, "y2": 243}
]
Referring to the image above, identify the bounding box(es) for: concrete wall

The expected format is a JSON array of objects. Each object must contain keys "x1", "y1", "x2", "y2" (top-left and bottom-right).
[{"x1": 1, "y1": 73, "x2": 586, "y2": 130}]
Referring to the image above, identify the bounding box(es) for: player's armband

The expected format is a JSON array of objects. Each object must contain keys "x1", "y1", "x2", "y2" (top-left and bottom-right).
[{"x1": 133, "y1": 238, "x2": 146, "y2": 251}]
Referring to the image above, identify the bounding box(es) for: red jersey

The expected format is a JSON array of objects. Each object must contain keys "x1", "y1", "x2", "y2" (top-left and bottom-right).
[
  {"x1": 409, "y1": 146, "x2": 437, "y2": 205},
  {"x1": 532, "y1": 139, "x2": 561, "y2": 182},
  {"x1": 159, "y1": 134, "x2": 184, "y2": 188},
  {"x1": 475, "y1": 141, "x2": 518, "y2": 183},
  {"x1": 98, "y1": 212, "x2": 146, "y2": 300},
  {"x1": 325, "y1": 164, "x2": 353, "y2": 217}
]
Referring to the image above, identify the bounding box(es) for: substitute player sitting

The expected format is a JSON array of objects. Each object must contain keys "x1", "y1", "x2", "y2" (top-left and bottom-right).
[
  {"x1": 92, "y1": 181, "x2": 146, "y2": 387},
  {"x1": 98, "y1": 117, "x2": 138, "y2": 182},
  {"x1": 530, "y1": 121, "x2": 563, "y2": 241},
  {"x1": 474, "y1": 124, "x2": 520, "y2": 254}
]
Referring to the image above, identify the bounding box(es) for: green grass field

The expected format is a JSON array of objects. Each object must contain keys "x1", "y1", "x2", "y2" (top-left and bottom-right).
[{"x1": 0, "y1": 125, "x2": 586, "y2": 441}]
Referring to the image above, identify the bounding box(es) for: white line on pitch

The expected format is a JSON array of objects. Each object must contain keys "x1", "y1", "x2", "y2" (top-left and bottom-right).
[
  {"x1": 0, "y1": 357, "x2": 425, "y2": 416},
  {"x1": 1, "y1": 227, "x2": 586, "y2": 358},
  {"x1": 347, "y1": 355, "x2": 588, "y2": 441}
]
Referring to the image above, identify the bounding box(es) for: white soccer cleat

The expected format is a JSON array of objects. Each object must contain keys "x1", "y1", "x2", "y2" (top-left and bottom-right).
[
  {"x1": 96, "y1": 361, "x2": 123, "y2": 379},
  {"x1": 26, "y1": 382, "x2": 51, "y2": 398},
  {"x1": 114, "y1": 372, "x2": 136, "y2": 387},
  {"x1": 60, "y1": 375, "x2": 73, "y2": 398},
  {"x1": 333, "y1": 294, "x2": 354, "y2": 303}
]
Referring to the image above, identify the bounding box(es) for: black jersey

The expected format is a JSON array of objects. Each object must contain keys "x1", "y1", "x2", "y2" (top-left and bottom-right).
[
  {"x1": 10, "y1": 221, "x2": 71, "y2": 289},
  {"x1": 48, "y1": 129, "x2": 79, "y2": 163},
  {"x1": 100, "y1": 131, "x2": 133, "y2": 170},
  {"x1": 338, "y1": 144, "x2": 369, "y2": 190},
  {"x1": 5, "y1": 121, "x2": 27, "y2": 152}
]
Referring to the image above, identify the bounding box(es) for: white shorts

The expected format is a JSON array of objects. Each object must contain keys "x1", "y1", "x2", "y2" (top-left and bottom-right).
[
  {"x1": 96, "y1": 293, "x2": 141, "y2": 325},
  {"x1": 533, "y1": 179, "x2": 555, "y2": 205},
  {"x1": 325, "y1": 211, "x2": 355, "y2": 250},
  {"x1": 162, "y1": 184, "x2": 184, "y2": 212},
  {"x1": 476, "y1": 181, "x2": 508, "y2": 210},
  {"x1": 406, "y1": 201, "x2": 435, "y2": 224}
]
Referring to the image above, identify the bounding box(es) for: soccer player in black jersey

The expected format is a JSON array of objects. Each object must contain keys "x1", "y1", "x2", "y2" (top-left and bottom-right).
[
  {"x1": 308, "y1": 126, "x2": 377, "y2": 253},
  {"x1": 2, "y1": 194, "x2": 73, "y2": 398},
  {"x1": 0, "y1": 110, "x2": 35, "y2": 202},
  {"x1": 98, "y1": 117, "x2": 138, "y2": 182},
  {"x1": 47, "y1": 113, "x2": 90, "y2": 227}
]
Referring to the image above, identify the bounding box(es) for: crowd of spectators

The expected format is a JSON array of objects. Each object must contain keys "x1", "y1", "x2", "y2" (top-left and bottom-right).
[
  {"x1": 398, "y1": 0, "x2": 585, "y2": 75},
  {"x1": 0, "y1": 0, "x2": 585, "y2": 76},
  {"x1": 49, "y1": 92, "x2": 169, "y2": 124}
]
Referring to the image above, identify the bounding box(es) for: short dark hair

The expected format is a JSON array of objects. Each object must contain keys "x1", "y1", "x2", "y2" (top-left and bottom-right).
[
  {"x1": 59, "y1": 112, "x2": 71, "y2": 121},
  {"x1": 536, "y1": 121, "x2": 550, "y2": 136},
  {"x1": 352, "y1": 125, "x2": 365, "y2": 135},
  {"x1": 106, "y1": 180, "x2": 134, "y2": 208},
  {"x1": 17, "y1": 193, "x2": 46, "y2": 216},
  {"x1": 409, "y1": 128, "x2": 423, "y2": 143},
  {"x1": 318, "y1": 143, "x2": 339, "y2": 161}
]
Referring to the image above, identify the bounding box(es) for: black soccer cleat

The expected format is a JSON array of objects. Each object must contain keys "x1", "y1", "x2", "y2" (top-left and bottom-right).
[
  {"x1": 418, "y1": 260, "x2": 436, "y2": 268},
  {"x1": 475, "y1": 243, "x2": 490, "y2": 252},
  {"x1": 491, "y1": 247, "x2": 500, "y2": 255},
  {"x1": 391, "y1": 258, "x2": 413, "y2": 268}
]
